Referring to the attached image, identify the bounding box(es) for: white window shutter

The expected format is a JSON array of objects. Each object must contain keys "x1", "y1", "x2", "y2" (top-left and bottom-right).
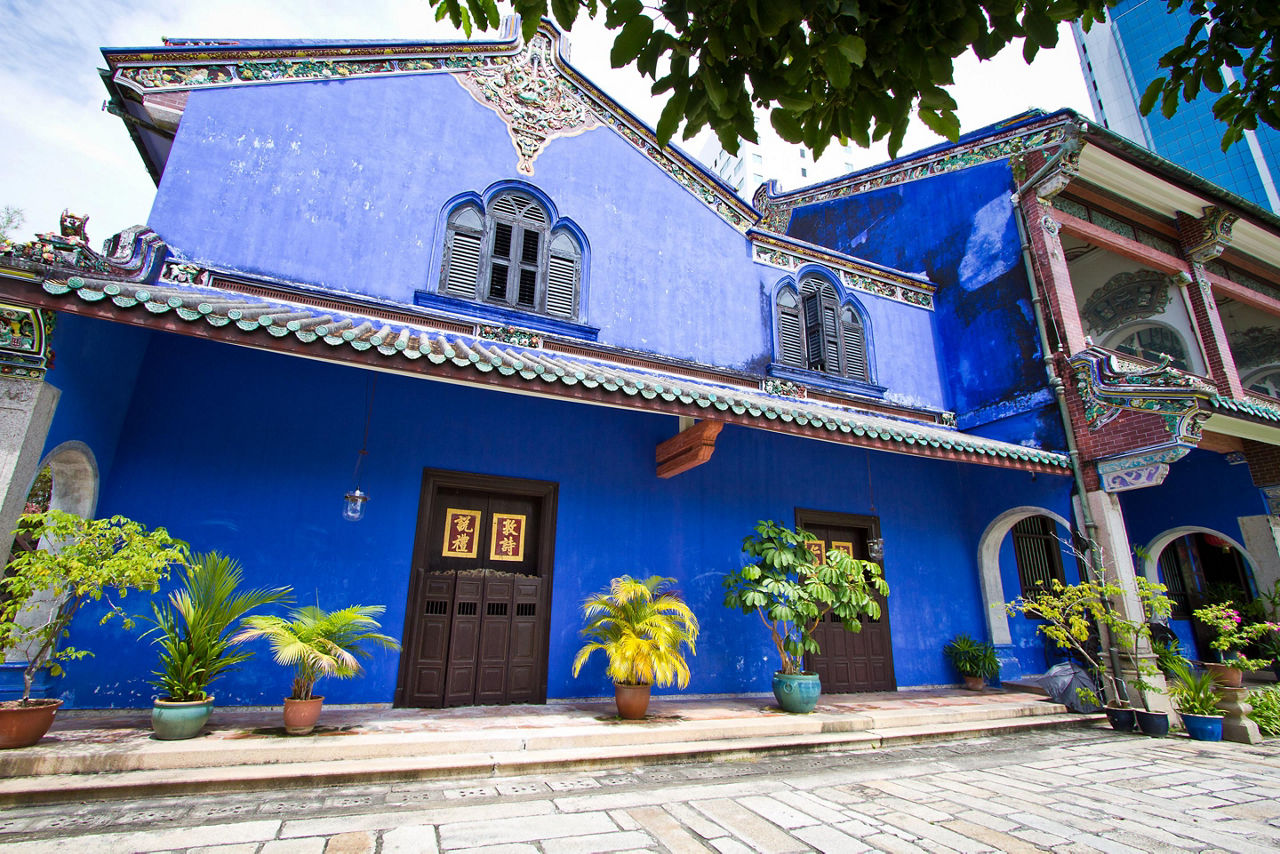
[{"x1": 444, "y1": 230, "x2": 481, "y2": 297}]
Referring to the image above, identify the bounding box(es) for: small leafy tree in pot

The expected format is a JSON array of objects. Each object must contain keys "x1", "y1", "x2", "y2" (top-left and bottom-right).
[
  {"x1": 1, "y1": 509, "x2": 188, "y2": 706},
  {"x1": 1007, "y1": 576, "x2": 1172, "y2": 711},
  {"x1": 725, "y1": 520, "x2": 888, "y2": 677},
  {"x1": 143, "y1": 552, "x2": 292, "y2": 702}
]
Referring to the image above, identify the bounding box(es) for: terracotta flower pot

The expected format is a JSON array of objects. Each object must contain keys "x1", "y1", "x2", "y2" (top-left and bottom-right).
[
  {"x1": 613, "y1": 683, "x2": 651, "y2": 720},
  {"x1": 283, "y1": 696, "x2": 324, "y2": 735},
  {"x1": 0, "y1": 699, "x2": 62, "y2": 749},
  {"x1": 962, "y1": 675, "x2": 986, "y2": 691},
  {"x1": 1205, "y1": 662, "x2": 1244, "y2": 688}
]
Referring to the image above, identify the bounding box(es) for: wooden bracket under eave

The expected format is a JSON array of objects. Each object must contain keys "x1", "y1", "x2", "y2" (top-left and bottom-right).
[{"x1": 656, "y1": 420, "x2": 724, "y2": 479}]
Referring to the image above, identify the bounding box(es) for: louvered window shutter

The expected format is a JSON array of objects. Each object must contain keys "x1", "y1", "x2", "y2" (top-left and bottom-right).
[
  {"x1": 442, "y1": 206, "x2": 483, "y2": 297},
  {"x1": 546, "y1": 231, "x2": 580, "y2": 317},
  {"x1": 802, "y1": 291, "x2": 826, "y2": 370},
  {"x1": 775, "y1": 289, "x2": 804, "y2": 367},
  {"x1": 840, "y1": 305, "x2": 868, "y2": 381}
]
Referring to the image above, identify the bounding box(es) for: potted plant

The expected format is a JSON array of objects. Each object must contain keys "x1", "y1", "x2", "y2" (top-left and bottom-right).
[
  {"x1": 943, "y1": 633, "x2": 999, "y2": 690},
  {"x1": 571, "y1": 574, "x2": 699, "y2": 720},
  {"x1": 725, "y1": 520, "x2": 888, "y2": 714},
  {"x1": 1166, "y1": 659, "x2": 1224, "y2": 741},
  {"x1": 233, "y1": 604, "x2": 399, "y2": 735},
  {"x1": 142, "y1": 552, "x2": 292, "y2": 740},
  {"x1": 0, "y1": 510, "x2": 187, "y2": 748},
  {"x1": 1192, "y1": 602, "x2": 1279, "y2": 687},
  {"x1": 1008, "y1": 575, "x2": 1172, "y2": 734}
]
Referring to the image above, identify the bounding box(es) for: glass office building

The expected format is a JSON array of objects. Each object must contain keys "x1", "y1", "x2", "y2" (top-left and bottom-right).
[{"x1": 1073, "y1": 0, "x2": 1280, "y2": 212}]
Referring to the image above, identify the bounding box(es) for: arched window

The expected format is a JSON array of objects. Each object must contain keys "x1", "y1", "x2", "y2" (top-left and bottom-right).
[
  {"x1": 1107, "y1": 323, "x2": 1190, "y2": 371},
  {"x1": 440, "y1": 191, "x2": 581, "y2": 319},
  {"x1": 1011, "y1": 515, "x2": 1066, "y2": 599},
  {"x1": 1245, "y1": 368, "x2": 1280, "y2": 399},
  {"x1": 774, "y1": 276, "x2": 869, "y2": 382}
]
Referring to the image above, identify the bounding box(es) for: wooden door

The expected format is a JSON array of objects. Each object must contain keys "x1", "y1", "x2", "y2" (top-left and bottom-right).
[
  {"x1": 797, "y1": 509, "x2": 895, "y2": 693},
  {"x1": 397, "y1": 471, "x2": 557, "y2": 708}
]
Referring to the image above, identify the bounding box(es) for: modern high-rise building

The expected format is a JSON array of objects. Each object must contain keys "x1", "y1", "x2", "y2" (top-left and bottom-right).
[{"x1": 1073, "y1": 0, "x2": 1280, "y2": 212}]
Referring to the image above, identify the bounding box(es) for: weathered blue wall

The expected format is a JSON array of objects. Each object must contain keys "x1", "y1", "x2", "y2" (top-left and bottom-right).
[
  {"x1": 784, "y1": 161, "x2": 1065, "y2": 452},
  {"x1": 44, "y1": 322, "x2": 1071, "y2": 707},
  {"x1": 149, "y1": 75, "x2": 767, "y2": 371},
  {"x1": 41, "y1": 313, "x2": 152, "y2": 489}
]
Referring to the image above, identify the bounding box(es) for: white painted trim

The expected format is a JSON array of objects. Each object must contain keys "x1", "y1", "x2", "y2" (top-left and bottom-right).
[{"x1": 977, "y1": 506, "x2": 1073, "y2": 646}]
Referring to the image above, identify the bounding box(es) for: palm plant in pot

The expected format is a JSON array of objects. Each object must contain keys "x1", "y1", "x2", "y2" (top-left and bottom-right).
[
  {"x1": 233, "y1": 604, "x2": 399, "y2": 735},
  {"x1": 142, "y1": 552, "x2": 291, "y2": 740},
  {"x1": 571, "y1": 575, "x2": 699, "y2": 720},
  {"x1": 1166, "y1": 659, "x2": 1223, "y2": 741},
  {"x1": 943, "y1": 633, "x2": 999, "y2": 690},
  {"x1": 0, "y1": 510, "x2": 187, "y2": 748},
  {"x1": 725, "y1": 520, "x2": 888, "y2": 714}
]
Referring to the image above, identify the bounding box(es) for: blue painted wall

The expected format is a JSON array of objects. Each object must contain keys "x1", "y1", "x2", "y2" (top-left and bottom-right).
[
  {"x1": 150, "y1": 75, "x2": 768, "y2": 371},
  {"x1": 784, "y1": 160, "x2": 1066, "y2": 452},
  {"x1": 1119, "y1": 449, "x2": 1268, "y2": 554},
  {"x1": 41, "y1": 313, "x2": 152, "y2": 489},
  {"x1": 44, "y1": 321, "x2": 1072, "y2": 707}
]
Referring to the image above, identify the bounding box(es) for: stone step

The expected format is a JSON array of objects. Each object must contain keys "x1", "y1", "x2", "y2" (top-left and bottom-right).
[{"x1": 0, "y1": 712, "x2": 1096, "y2": 805}]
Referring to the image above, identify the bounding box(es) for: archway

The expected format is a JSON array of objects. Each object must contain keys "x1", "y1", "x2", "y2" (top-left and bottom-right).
[
  {"x1": 1142, "y1": 527, "x2": 1260, "y2": 661},
  {"x1": 977, "y1": 506, "x2": 1073, "y2": 650}
]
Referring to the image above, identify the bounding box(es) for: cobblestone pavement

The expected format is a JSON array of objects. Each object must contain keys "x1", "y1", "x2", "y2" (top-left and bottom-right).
[{"x1": 1, "y1": 727, "x2": 1278, "y2": 853}]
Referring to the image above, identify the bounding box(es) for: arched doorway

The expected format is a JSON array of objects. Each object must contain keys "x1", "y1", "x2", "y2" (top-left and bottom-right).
[{"x1": 1145, "y1": 528, "x2": 1259, "y2": 661}]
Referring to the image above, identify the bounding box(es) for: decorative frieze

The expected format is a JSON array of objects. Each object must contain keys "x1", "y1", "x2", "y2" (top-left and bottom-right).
[
  {"x1": 0, "y1": 211, "x2": 107, "y2": 273},
  {"x1": 1096, "y1": 444, "x2": 1189, "y2": 493},
  {"x1": 1081, "y1": 270, "x2": 1173, "y2": 335},
  {"x1": 763, "y1": 378, "x2": 806, "y2": 399},
  {"x1": 754, "y1": 119, "x2": 1069, "y2": 233},
  {"x1": 0, "y1": 304, "x2": 55, "y2": 381},
  {"x1": 478, "y1": 325, "x2": 542, "y2": 348},
  {"x1": 750, "y1": 238, "x2": 936, "y2": 310}
]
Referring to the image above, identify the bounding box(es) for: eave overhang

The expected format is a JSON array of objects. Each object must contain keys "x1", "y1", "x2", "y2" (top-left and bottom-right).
[{"x1": 0, "y1": 256, "x2": 1068, "y2": 477}]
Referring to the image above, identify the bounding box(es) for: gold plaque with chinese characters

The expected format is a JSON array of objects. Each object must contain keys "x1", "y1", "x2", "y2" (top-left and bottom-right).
[
  {"x1": 830, "y1": 541, "x2": 854, "y2": 557},
  {"x1": 442, "y1": 508, "x2": 482, "y2": 558},
  {"x1": 804, "y1": 540, "x2": 826, "y2": 561},
  {"x1": 489, "y1": 513, "x2": 527, "y2": 562}
]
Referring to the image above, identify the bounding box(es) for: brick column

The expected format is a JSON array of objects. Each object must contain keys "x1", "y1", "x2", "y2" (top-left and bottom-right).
[
  {"x1": 1177, "y1": 208, "x2": 1245, "y2": 397},
  {"x1": 1020, "y1": 193, "x2": 1090, "y2": 356}
]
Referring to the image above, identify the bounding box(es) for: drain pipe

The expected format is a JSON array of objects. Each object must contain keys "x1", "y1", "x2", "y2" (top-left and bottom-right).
[{"x1": 1011, "y1": 192, "x2": 1131, "y2": 707}]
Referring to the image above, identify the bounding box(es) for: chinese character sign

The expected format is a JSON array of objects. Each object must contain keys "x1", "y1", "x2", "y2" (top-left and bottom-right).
[
  {"x1": 442, "y1": 508, "x2": 482, "y2": 558},
  {"x1": 489, "y1": 513, "x2": 527, "y2": 562},
  {"x1": 830, "y1": 541, "x2": 854, "y2": 558},
  {"x1": 804, "y1": 540, "x2": 826, "y2": 562}
]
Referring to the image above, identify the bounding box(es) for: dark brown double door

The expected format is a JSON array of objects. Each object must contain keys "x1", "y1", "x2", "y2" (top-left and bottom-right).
[
  {"x1": 798, "y1": 509, "x2": 896, "y2": 692},
  {"x1": 397, "y1": 470, "x2": 557, "y2": 708}
]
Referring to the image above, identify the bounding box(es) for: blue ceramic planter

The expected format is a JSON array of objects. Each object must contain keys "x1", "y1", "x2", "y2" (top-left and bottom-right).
[
  {"x1": 152, "y1": 697, "x2": 214, "y2": 740},
  {"x1": 1104, "y1": 706, "x2": 1137, "y2": 732},
  {"x1": 1181, "y1": 712, "x2": 1224, "y2": 741},
  {"x1": 772, "y1": 672, "x2": 821, "y2": 714},
  {"x1": 1135, "y1": 709, "x2": 1169, "y2": 738}
]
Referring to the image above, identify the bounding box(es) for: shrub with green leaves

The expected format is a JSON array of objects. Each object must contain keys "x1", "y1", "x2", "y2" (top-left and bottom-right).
[
  {"x1": 943, "y1": 633, "x2": 999, "y2": 679},
  {"x1": 1248, "y1": 685, "x2": 1280, "y2": 737}
]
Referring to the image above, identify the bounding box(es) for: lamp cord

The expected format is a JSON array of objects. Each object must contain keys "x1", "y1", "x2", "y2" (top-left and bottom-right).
[{"x1": 351, "y1": 377, "x2": 376, "y2": 486}]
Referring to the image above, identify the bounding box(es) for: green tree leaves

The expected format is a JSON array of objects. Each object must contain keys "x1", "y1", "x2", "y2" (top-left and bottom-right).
[{"x1": 426, "y1": 1, "x2": 1275, "y2": 157}]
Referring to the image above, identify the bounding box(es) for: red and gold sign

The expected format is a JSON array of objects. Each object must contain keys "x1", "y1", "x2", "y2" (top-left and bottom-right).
[
  {"x1": 830, "y1": 541, "x2": 854, "y2": 558},
  {"x1": 489, "y1": 513, "x2": 527, "y2": 561},
  {"x1": 441, "y1": 508, "x2": 482, "y2": 558},
  {"x1": 803, "y1": 540, "x2": 826, "y2": 562}
]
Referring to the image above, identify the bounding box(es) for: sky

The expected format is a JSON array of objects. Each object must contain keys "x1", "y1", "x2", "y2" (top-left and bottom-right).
[{"x1": 0, "y1": 0, "x2": 1094, "y2": 244}]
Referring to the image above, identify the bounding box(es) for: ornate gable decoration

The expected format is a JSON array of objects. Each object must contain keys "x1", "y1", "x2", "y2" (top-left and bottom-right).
[
  {"x1": 105, "y1": 25, "x2": 757, "y2": 233},
  {"x1": 454, "y1": 33, "x2": 599, "y2": 175},
  {"x1": 1069, "y1": 347, "x2": 1214, "y2": 443},
  {"x1": 0, "y1": 303, "x2": 55, "y2": 382},
  {"x1": 1181, "y1": 206, "x2": 1239, "y2": 264}
]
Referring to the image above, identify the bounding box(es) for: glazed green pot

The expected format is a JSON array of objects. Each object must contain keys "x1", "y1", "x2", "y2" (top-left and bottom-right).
[
  {"x1": 152, "y1": 697, "x2": 214, "y2": 740},
  {"x1": 772, "y1": 672, "x2": 821, "y2": 714}
]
